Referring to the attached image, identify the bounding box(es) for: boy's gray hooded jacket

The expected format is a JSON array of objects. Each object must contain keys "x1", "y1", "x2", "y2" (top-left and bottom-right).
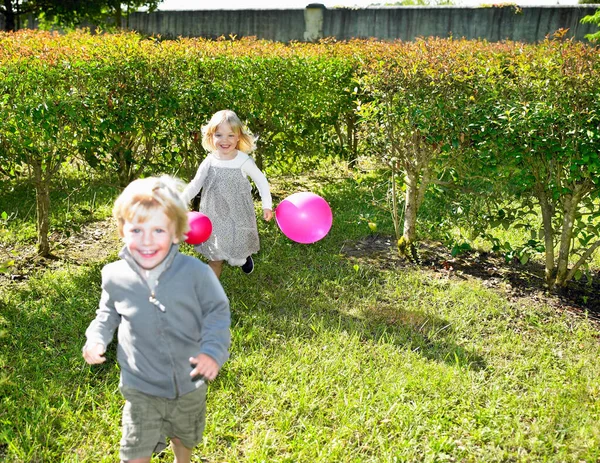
[{"x1": 85, "y1": 244, "x2": 231, "y2": 399}]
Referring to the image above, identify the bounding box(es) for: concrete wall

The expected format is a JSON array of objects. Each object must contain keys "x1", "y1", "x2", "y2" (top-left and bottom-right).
[
  {"x1": 126, "y1": 9, "x2": 306, "y2": 42},
  {"x1": 2, "y1": 6, "x2": 599, "y2": 43},
  {"x1": 323, "y1": 6, "x2": 599, "y2": 42},
  {"x1": 124, "y1": 5, "x2": 600, "y2": 43}
]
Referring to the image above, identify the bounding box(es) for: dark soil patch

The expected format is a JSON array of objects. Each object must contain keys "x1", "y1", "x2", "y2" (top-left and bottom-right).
[
  {"x1": 2, "y1": 225, "x2": 599, "y2": 327},
  {"x1": 341, "y1": 234, "x2": 600, "y2": 324},
  {"x1": 0, "y1": 218, "x2": 120, "y2": 290}
]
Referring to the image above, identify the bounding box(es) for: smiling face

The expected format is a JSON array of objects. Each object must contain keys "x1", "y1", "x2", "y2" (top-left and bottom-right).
[
  {"x1": 212, "y1": 122, "x2": 240, "y2": 158},
  {"x1": 122, "y1": 209, "x2": 179, "y2": 270}
]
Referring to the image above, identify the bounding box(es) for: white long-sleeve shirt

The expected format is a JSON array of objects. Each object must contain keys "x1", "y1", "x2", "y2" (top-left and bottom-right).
[{"x1": 181, "y1": 151, "x2": 273, "y2": 210}]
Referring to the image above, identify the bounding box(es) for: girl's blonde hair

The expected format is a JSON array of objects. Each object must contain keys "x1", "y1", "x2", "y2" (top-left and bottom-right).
[
  {"x1": 201, "y1": 109, "x2": 256, "y2": 153},
  {"x1": 113, "y1": 175, "x2": 189, "y2": 241}
]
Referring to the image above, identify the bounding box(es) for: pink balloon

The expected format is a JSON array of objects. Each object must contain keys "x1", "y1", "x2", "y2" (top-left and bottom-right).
[
  {"x1": 185, "y1": 211, "x2": 212, "y2": 245},
  {"x1": 275, "y1": 192, "x2": 332, "y2": 244}
]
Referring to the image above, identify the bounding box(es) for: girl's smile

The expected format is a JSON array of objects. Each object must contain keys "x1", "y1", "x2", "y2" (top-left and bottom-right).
[{"x1": 213, "y1": 122, "x2": 240, "y2": 158}]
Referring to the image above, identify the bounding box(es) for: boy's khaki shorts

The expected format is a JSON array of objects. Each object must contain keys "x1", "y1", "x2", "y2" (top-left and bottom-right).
[{"x1": 119, "y1": 384, "x2": 207, "y2": 461}]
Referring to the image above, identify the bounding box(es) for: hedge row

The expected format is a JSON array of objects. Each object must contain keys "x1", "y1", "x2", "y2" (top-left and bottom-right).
[
  {"x1": 0, "y1": 31, "x2": 356, "y2": 182},
  {"x1": 1, "y1": 30, "x2": 599, "y2": 286}
]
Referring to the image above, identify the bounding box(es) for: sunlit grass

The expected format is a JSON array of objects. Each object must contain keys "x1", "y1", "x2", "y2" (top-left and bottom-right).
[{"x1": 1, "y1": 163, "x2": 599, "y2": 462}]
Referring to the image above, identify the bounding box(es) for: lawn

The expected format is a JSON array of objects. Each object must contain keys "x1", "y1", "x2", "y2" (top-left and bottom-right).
[{"x1": 0, "y1": 165, "x2": 599, "y2": 462}]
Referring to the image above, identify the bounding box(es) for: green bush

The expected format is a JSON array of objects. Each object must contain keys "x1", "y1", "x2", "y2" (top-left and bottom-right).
[{"x1": 1, "y1": 31, "x2": 599, "y2": 283}]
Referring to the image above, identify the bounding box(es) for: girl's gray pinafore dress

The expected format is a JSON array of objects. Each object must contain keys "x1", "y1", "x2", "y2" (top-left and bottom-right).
[{"x1": 195, "y1": 164, "x2": 260, "y2": 262}]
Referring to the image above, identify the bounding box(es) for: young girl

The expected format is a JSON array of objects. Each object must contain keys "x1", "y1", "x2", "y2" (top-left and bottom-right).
[{"x1": 181, "y1": 110, "x2": 273, "y2": 279}]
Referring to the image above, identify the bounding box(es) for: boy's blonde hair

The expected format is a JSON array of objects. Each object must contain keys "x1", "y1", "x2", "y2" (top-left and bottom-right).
[
  {"x1": 113, "y1": 175, "x2": 189, "y2": 241},
  {"x1": 202, "y1": 110, "x2": 256, "y2": 153}
]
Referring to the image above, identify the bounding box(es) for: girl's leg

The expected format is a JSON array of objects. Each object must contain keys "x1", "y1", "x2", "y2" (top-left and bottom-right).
[
  {"x1": 171, "y1": 437, "x2": 193, "y2": 463},
  {"x1": 208, "y1": 260, "x2": 224, "y2": 279},
  {"x1": 122, "y1": 458, "x2": 151, "y2": 463}
]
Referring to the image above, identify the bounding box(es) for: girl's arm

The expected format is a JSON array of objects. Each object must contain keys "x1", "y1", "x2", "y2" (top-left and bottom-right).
[
  {"x1": 242, "y1": 158, "x2": 272, "y2": 211},
  {"x1": 181, "y1": 157, "x2": 211, "y2": 206}
]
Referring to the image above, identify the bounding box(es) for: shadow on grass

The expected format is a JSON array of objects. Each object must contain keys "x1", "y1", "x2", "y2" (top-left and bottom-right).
[
  {"x1": 263, "y1": 175, "x2": 485, "y2": 369},
  {"x1": 218, "y1": 222, "x2": 487, "y2": 374},
  {"x1": 225, "y1": 273, "x2": 487, "y2": 375},
  {"x1": 0, "y1": 173, "x2": 489, "y2": 457},
  {"x1": 319, "y1": 175, "x2": 600, "y2": 321}
]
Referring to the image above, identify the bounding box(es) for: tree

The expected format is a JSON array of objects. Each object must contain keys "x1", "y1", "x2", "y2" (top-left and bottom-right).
[
  {"x1": 1, "y1": 0, "x2": 36, "y2": 31},
  {"x1": 357, "y1": 39, "x2": 471, "y2": 250},
  {"x1": 0, "y1": 54, "x2": 87, "y2": 256},
  {"x1": 581, "y1": 7, "x2": 600, "y2": 42},
  {"x1": 48, "y1": 0, "x2": 161, "y2": 29},
  {"x1": 469, "y1": 39, "x2": 600, "y2": 288},
  {"x1": 0, "y1": 1, "x2": 159, "y2": 32}
]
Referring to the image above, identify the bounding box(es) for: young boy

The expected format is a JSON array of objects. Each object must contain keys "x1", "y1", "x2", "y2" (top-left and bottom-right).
[{"x1": 83, "y1": 175, "x2": 231, "y2": 463}]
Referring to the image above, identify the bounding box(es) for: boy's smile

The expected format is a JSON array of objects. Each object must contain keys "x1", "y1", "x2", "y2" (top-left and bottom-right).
[{"x1": 122, "y1": 210, "x2": 179, "y2": 270}]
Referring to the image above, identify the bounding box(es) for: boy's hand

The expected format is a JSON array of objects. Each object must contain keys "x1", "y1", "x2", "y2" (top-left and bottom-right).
[
  {"x1": 263, "y1": 208, "x2": 273, "y2": 221},
  {"x1": 83, "y1": 343, "x2": 106, "y2": 365},
  {"x1": 189, "y1": 353, "x2": 220, "y2": 381}
]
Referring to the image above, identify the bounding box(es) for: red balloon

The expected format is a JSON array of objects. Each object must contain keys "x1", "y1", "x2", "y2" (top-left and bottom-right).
[{"x1": 185, "y1": 212, "x2": 212, "y2": 245}]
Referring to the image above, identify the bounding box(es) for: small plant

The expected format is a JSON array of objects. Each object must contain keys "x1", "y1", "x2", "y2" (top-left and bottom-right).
[
  {"x1": 358, "y1": 213, "x2": 378, "y2": 232},
  {"x1": 450, "y1": 240, "x2": 472, "y2": 257},
  {"x1": 486, "y1": 235, "x2": 545, "y2": 266},
  {"x1": 397, "y1": 235, "x2": 421, "y2": 263}
]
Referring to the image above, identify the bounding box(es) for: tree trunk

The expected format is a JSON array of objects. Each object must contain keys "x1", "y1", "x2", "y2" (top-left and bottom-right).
[
  {"x1": 555, "y1": 184, "x2": 584, "y2": 287},
  {"x1": 116, "y1": 136, "x2": 138, "y2": 187},
  {"x1": 32, "y1": 160, "x2": 51, "y2": 257},
  {"x1": 114, "y1": 2, "x2": 123, "y2": 28},
  {"x1": 117, "y1": 151, "x2": 131, "y2": 187},
  {"x1": 403, "y1": 168, "x2": 418, "y2": 243},
  {"x1": 2, "y1": 0, "x2": 16, "y2": 31},
  {"x1": 566, "y1": 239, "x2": 600, "y2": 283},
  {"x1": 391, "y1": 164, "x2": 400, "y2": 241},
  {"x1": 535, "y1": 186, "x2": 556, "y2": 287},
  {"x1": 416, "y1": 164, "x2": 430, "y2": 211},
  {"x1": 254, "y1": 137, "x2": 264, "y2": 171},
  {"x1": 346, "y1": 111, "x2": 358, "y2": 166},
  {"x1": 333, "y1": 112, "x2": 358, "y2": 166}
]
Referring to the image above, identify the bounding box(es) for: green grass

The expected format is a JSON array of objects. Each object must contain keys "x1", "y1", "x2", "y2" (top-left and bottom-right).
[
  {"x1": 1, "y1": 167, "x2": 599, "y2": 462},
  {"x1": 0, "y1": 172, "x2": 119, "y2": 246}
]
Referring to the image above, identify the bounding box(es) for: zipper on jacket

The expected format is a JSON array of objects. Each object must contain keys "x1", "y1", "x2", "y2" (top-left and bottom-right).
[{"x1": 149, "y1": 290, "x2": 166, "y2": 312}]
